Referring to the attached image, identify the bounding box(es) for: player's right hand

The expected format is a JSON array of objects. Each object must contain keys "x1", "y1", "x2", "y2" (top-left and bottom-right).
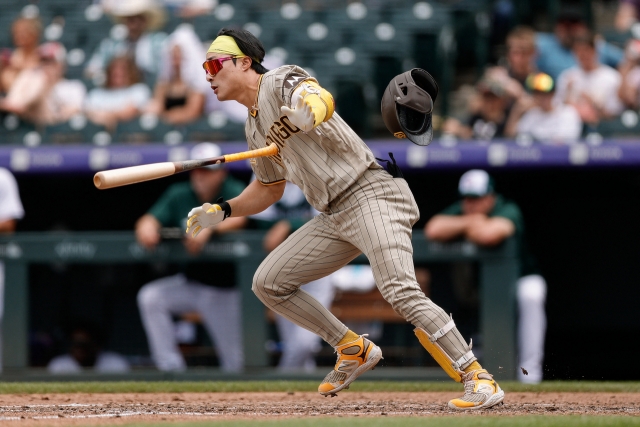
[
  {"x1": 186, "y1": 202, "x2": 225, "y2": 237},
  {"x1": 281, "y1": 94, "x2": 315, "y2": 132}
]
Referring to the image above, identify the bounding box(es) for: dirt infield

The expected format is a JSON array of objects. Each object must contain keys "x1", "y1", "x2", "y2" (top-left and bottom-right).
[{"x1": 0, "y1": 392, "x2": 639, "y2": 425}]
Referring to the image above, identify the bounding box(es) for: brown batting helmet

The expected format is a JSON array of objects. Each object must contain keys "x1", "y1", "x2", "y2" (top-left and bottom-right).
[{"x1": 381, "y1": 68, "x2": 438, "y2": 146}]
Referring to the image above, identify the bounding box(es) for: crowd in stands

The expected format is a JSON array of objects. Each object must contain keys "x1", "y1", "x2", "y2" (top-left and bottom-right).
[
  {"x1": 1, "y1": 0, "x2": 640, "y2": 144},
  {"x1": 443, "y1": 7, "x2": 640, "y2": 144},
  {"x1": 0, "y1": 0, "x2": 244, "y2": 143}
]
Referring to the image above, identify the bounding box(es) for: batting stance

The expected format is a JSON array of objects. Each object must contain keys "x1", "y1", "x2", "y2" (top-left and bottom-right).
[{"x1": 186, "y1": 28, "x2": 504, "y2": 410}]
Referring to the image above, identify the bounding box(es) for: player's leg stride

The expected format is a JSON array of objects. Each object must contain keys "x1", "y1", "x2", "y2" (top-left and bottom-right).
[
  {"x1": 415, "y1": 325, "x2": 504, "y2": 410},
  {"x1": 318, "y1": 332, "x2": 383, "y2": 397}
]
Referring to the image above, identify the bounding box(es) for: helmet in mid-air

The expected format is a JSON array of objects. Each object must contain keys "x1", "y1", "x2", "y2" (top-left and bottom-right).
[{"x1": 381, "y1": 68, "x2": 438, "y2": 146}]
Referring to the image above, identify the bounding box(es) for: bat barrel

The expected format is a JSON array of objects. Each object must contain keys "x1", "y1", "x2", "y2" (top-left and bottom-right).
[{"x1": 94, "y1": 162, "x2": 177, "y2": 189}]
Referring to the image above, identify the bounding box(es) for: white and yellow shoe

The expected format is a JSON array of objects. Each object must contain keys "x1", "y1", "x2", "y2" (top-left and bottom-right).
[
  {"x1": 448, "y1": 369, "x2": 505, "y2": 410},
  {"x1": 318, "y1": 335, "x2": 382, "y2": 397}
]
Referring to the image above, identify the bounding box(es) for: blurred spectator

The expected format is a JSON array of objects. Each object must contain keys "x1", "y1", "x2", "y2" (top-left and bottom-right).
[
  {"x1": 615, "y1": 0, "x2": 640, "y2": 32},
  {"x1": 503, "y1": 25, "x2": 538, "y2": 89},
  {"x1": 136, "y1": 143, "x2": 247, "y2": 372},
  {"x1": 441, "y1": 73, "x2": 515, "y2": 141},
  {"x1": 536, "y1": 10, "x2": 623, "y2": 81},
  {"x1": 85, "y1": 0, "x2": 168, "y2": 85},
  {"x1": 103, "y1": 0, "x2": 216, "y2": 18},
  {"x1": 424, "y1": 169, "x2": 546, "y2": 384},
  {"x1": 84, "y1": 56, "x2": 152, "y2": 131},
  {"x1": 617, "y1": 38, "x2": 640, "y2": 109},
  {"x1": 555, "y1": 32, "x2": 624, "y2": 125},
  {"x1": 0, "y1": 168, "x2": 24, "y2": 373},
  {"x1": 0, "y1": 42, "x2": 86, "y2": 126},
  {"x1": 0, "y1": 17, "x2": 42, "y2": 94},
  {"x1": 145, "y1": 24, "x2": 207, "y2": 125},
  {"x1": 505, "y1": 72, "x2": 582, "y2": 143},
  {"x1": 47, "y1": 321, "x2": 130, "y2": 374}
]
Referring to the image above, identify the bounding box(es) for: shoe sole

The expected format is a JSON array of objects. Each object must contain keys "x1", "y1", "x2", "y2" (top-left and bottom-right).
[
  {"x1": 319, "y1": 345, "x2": 383, "y2": 396},
  {"x1": 447, "y1": 389, "x2": 505, "y2": 410}
]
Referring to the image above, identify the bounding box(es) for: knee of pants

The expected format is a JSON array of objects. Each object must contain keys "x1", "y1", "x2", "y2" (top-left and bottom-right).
[
  {"x1": 252, "y1": 269, "x2": 296, "y2": 302},
  {"x1": 137, "y1": 284, "x2": 166, "y2": 311},
  {"x1": 517, "y1": 275, "x2": 547, "y2": 306}
]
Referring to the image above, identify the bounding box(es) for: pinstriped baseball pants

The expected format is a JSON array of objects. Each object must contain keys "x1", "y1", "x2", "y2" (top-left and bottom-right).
[{"x1": 252, "y1": 168, "x2": 475, "y2": 368}]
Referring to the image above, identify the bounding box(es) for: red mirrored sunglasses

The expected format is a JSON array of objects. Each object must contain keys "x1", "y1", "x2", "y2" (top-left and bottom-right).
[{"x1": 202, "y1": 56, "x2": 237, "y2": 76}]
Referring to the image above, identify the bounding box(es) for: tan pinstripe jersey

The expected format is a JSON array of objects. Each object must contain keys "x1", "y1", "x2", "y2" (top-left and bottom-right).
[{"x1": 245, "y1": 65, "x2": 382, "y2": 213}]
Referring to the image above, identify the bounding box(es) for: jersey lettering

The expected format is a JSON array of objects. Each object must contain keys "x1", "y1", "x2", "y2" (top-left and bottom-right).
[{"x1": 265, "y1": 115, "x2": 300, "y2": 167}]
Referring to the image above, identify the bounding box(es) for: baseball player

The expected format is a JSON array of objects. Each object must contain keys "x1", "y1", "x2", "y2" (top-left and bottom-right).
[
  {"x1": 0, "y1": 167, "x2": 25, "y2": 373},
  {"x1": 186, "y1": 28, "x2": 504, "y2": 409}
]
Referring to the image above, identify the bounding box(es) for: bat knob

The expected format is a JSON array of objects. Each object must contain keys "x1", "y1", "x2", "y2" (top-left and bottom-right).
[{"x1": 94, "y1": 173, "x2": 104, "y2": 189}]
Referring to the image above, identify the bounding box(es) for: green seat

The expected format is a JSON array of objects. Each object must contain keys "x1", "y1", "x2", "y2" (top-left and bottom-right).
[{"x1": 595, "y1": 111, "x2": 640, "y2": 138}]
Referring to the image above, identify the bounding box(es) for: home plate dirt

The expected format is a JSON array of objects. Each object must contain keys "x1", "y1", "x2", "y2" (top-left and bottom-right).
[{"x1": 0, "y1": 392, "x2": 639, "y2": 425}]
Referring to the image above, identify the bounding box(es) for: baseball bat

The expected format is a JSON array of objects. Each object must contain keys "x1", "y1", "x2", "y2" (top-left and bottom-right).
[{"x1": 93, "y1": 144, "x2": 279, "y2": 190}]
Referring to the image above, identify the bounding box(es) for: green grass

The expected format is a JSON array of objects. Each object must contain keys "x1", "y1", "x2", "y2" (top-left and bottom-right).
[
  {"x1": 1, "y1": 381, "x2": 640, "y2": 394},
  {"x1": 112, "y1": 417, "x2": 640, "y2": 427}
]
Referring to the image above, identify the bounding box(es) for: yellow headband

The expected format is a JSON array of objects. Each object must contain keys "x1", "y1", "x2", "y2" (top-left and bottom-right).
[{"x1": 207, "y1": 35, "x2": 246, "y2": 57}]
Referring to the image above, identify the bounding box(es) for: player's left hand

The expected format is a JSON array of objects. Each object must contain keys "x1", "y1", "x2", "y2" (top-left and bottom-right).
[
  {"x1": 281, "y1": 94, "x2": 314, "y2": 132},
  {"x1": 186, "y1": 202, "x2": 225, "y2": 237}
]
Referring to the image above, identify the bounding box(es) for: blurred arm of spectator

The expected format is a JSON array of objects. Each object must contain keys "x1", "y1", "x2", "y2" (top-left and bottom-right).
[
  {"x1": 263, "y1": 219, "x2": 292, "y2": 252},
  {"x1": 0, "y1": 18, "x2": 41, "y2": 94},
  {"x1": 135, "y1": 214, "x2": 162, "y2": 249},
  {"x1": 84, "y1": 56, "x2": 151, "y2": 130},
  {"x1": 426, "y1": 210, "x2": 514, "y2": 247},
  {"x1": 0, "y1": 43, "x2": 86, "y2": 125},
  {"x1": 617, "y1": 39, "x2": 640, "y2": 109},
  {"x1": 503, "y1": 94, "x2": 535, "y2": 138},
  {"x1": 615, "y1": 0, "x2": 639, "y2": 32},
  {"x1": 146, "y1": 24, "x2": 207, "y2": 125},
  {"x1": 441, "y1": 117, "x2": 473, "y2": 139}
]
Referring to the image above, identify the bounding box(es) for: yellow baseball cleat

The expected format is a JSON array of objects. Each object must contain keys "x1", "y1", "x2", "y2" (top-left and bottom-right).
[
  {"x1": 448, "y1": 369, "x2": 505, "y2": 410},
  {"x1": 318, "y1": 335, "x2": 382, "y2": 397}
]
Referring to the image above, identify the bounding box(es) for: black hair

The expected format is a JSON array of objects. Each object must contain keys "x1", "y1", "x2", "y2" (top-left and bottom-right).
[
  {"x1": 217, "y1": 27, "x2": 269, "y2": 74},
  {"x1": 64, "y1": 319, "x2": 104, "y2": 344}
]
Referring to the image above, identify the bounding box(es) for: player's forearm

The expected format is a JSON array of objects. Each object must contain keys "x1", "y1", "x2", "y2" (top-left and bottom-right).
[
  {"x1": 228, "y1": 179, "x2": 285, "y2": 218},
  {"x1": 424, "y1": 215, "x2": 469, "y2": 241}
]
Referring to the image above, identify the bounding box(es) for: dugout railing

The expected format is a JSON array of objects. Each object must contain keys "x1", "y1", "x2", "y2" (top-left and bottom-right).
[{"x1": 0, "y1": 231, "x2": 519, "y2": 380}]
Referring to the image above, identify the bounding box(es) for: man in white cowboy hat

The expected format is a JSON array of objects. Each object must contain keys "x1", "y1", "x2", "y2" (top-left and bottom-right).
[{"x1": 85, "y1": 0, "x2": 168, "y2": 85}]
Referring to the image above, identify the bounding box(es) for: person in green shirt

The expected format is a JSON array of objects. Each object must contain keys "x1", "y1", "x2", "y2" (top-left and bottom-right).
[
  {"x1": 425, "y1": 169, "x2": 546, "y2": 384},
  {"x1": 135, "y1": 142, "x2": 247, "y2": 372}
]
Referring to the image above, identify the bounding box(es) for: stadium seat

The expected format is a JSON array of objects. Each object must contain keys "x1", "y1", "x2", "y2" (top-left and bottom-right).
[
  {"x1": 595, "y1": 110, "x2": 640, "y2": 138},
  {"x1": 185, "y1": 115, "x2": 245, "y2": 143},
  {"x1": 191, "y1": 3, "x2": 251, "y2": 42},
  {"x1": 0, "y1": 114, "x2": 40, "y2": 145}
]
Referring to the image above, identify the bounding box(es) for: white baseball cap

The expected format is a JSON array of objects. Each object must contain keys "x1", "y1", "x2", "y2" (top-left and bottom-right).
[
  {"x1": 458, "y1": 169, "x2": 495, "y2": 198},
  {"x1": 190, "y1": 142, "x2": 222, "y2": 170}
]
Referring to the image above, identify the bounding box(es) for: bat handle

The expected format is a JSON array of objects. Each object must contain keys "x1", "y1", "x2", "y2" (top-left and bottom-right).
[{"x1": 224, "y1": 144, "x2": 279, "y2": 163}]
